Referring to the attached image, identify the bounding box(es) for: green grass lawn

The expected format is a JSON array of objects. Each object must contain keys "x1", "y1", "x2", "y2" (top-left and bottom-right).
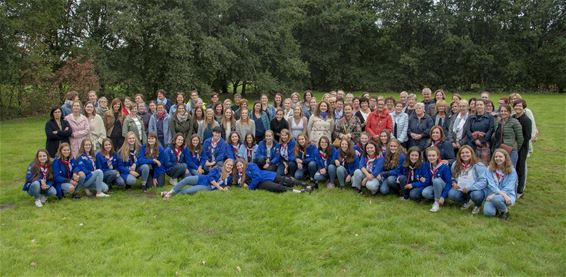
[{"x1": 1, "y1": 94, "x2": 565, "y2": 276}]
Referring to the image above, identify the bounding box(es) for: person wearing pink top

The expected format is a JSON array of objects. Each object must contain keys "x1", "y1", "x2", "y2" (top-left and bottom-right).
[{"x1": 64, "y1": 101, "x2": 90, "y2": 158}]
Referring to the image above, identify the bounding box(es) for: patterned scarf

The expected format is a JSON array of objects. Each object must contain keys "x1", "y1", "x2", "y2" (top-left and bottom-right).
[
  {"x1": 61, "y1": 158, "x2": 72, "y2": 178},
  {"x1": 174, "y1": 146, "x2": 183, "y2": 162},
  {"x1": 157, "y1": 111, "x2": 166, "y2": 120},
  {"x1": 39, "y1": 164, "x2": 49, "y2": 180},
  {"x1": 495, "y1": 169, "x2": 505, "y2": 184},
  {"x1": 366, "y1": 155, "x2": 377, "y2": 170},
  {"x1": 280, "y1": 142, "x2": 288, "y2": 160},
  {"x1": 246, "y1": 147, "x2": 253, "y2": 162},
  {"x1": 105, "y1": 154, "x2": 114, "y2": 169}
]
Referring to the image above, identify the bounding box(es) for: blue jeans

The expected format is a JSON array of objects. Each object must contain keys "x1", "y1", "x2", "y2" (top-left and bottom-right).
[
  {"x1": 510, "y1": 150, "x2": 518, "y2": 169},
  {"x1": 422, "y1": 178, "x2": 446, "y2": 200},
  {"x1": 379, "y1": 176, "x2": 398, "y2": 195},
  {"x1": 398, "y1": 175, "x2": 424, "y2": 201},
  {"x1": 167, "y1": 163, "x2": 187, "y2": 179},
  {"x1": 26, "y1": 181, "x2": 56, "y2": 200},
  {"x1": 294, "y1": 161, "x2": 317, "y2": 180},
  {"x1": 78, "y1": 170, "x2": 107, "y2": 193},
  {"x1": 103, "y1": 170, "x2": 125, "y2": 187},
  {"x1": 351, "y1": 169, "x2": 379, "y2": 192},
  {"x1": 484, "y1": 195, "x2": 509, "y2": 216},
  {"x1": 172, "y1": 176, "x2": 212, "y2": 195},
  {"x1": 332, "y1": 165, "x2": 349, "y2": 188},
  {"x1": 447, "y1": 189, "x2": 485, "y2": 207},
  {"x1": 137, "y1": 164, "x2": 151, "y2": 186},
  {"x1": 314, "y1": 167, "x2": 330, "y2": 183},
  {"x1": 277, "y1": 161, "x2": 297, "y2": 177}
]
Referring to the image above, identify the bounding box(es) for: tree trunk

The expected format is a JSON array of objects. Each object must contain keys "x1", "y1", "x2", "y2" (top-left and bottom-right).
[
  {"x1": 232, "y1": 81, "x2": 240, "y2": 94},
  {"x1": 242, "y1": 81, "x2": 247, "y2": 96}
]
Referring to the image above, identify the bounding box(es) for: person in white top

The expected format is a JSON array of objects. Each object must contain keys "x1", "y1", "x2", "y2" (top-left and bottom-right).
[
  {"x1": 84, "y1": 101, "x2": 107, "y2": 151},
  {"x1": 288, "y1": 106, "x2": 307, "y2": 139}
]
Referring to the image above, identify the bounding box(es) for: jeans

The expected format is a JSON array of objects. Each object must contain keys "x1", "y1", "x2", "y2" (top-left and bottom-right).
[
  {"x1": 78, "y1": 169, "x2": 107, "y2": 193},
  {"x1": 137, "y1": 164, "x2": 151, "y2": 186},
  {"x1": 379, "y1": 176, "x2": 398, "y2": 195},
  {"x1": 172, "y1": 175, "x2": 211, "y2": 195},
  {"x1": 483, "y1": 195, "x2": 509, "y2": 216},
  {"x1": 447, "y1": 189, "x2": 485, "y2": 207},
  {"x1": 398, "y1": 175, "x2": 424, "y2": 201},
  {"x1": 332, "y1": 166, "x2": 349, "y2": 188},
  {"x1": 294, "y1": 161, "x2": 317, "y2": 180},
  {"x1": 422, "y1": 178, "x2": 446, "y2": 200},
  {"x1": 351, "y1": 169, "x2": 380, "y2": 192},
  {"x1": 510, "y1": 149, "x2": 518, "y2": 169},
  {"x1": 277, "y1": 161, "x2": 297, "y2": 177},
  {"x1": 26, "y1": 181, "x2": 56, "y2": 200},
  {"x1": 167, "y1": 163, "x2": 187, "y2": 179},
  {"x1": 103, "y1": 170, "x2": 125, "y2": 187},
  {"x1": 314, "y1": 168, "x2": 329, "y2": 183}
]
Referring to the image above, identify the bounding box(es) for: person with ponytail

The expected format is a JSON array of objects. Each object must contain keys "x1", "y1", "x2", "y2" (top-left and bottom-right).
[
  {"x1": 378, "y1": 139, "x2": 406, "y2": 195},
  {"x1": 277, "y1": 129, "x2": 297, "y2": 177},
  {"x1": 161, "y1": 159, "x2": 234, "y2": 199},
  {"x1": 164, "y1": 133, "x2": 190, "y2": 186},
  {"x1": 117, "y1": 131, "x2": 150, "y2": 189},
  {"x1": 137, "y1": 132, "x2": 168, "y2": 190},
  {"x1": 397, "y1": 147, "x2": 431, "y2": 201},
  {"x1": 447, "y1": 145, "x2": 487, "y2": 215},
  {"x1": 293, "y1": 133, "x2": 317, "y2": 180},
  {"x1": 483, "y1": 149, "x2": 518, "y2": 220},
  {"x1": 313, "y1": 136, "x2": 337, "y2": 189},
  {"x1": 421, "y1": 146, "x2": 452, "y2": 212},
  {"x1": 23, "y1": 149, "x2": 57, "y2": 207},
  {"x1": 95, "y1": 138, "x2": 125, "y2": 189},
  {"x1": 329, "y1": 138, "x2": 359, "y2": 189},
  {"x1": 352, "y1": 141, "x2": 384, "y2": 194},
  {"x1": 53, "y1": 143, "x2": 80, "y2": 198},
  {"x1": 74, "y1": 138, "x2": 109, "y2": 198},
  {"x1": 254, "y1": 130, "x2": 280, "y2": 172},
  {"x1": 238, "y1": 133, "x2": 257, "y2": 165}
]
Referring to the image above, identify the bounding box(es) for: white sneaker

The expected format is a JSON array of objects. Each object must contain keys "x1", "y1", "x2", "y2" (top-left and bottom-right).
[
  {"x1": 84, "y1": 189, "x2": 93, "y2": 196},
  {"x1": 34, "y1": 199, "x2": 43, "y2": 208},
  {"x1": 40, "y1": 195, "x2": 47, "y2": 204},
  {"x1": 96, "y1": 192, "x2": 110, "y2": 198},
  {"x1": 461, "y1": 200, "x2": 474, "y2": 210},
  {"x1": 471, "y1": 206, "x2": 481, "y2": 215},
  {"x1": 430, "y1": 201, "x2": 440, "y2": 212},
  {"x1": 169, "y1": 178, "x2": 178, "y2": 186}
]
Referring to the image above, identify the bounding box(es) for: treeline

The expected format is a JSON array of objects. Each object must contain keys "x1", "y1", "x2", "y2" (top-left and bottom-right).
[{"x1": 1, "y1": 0, "x2": 565, "y2": 117}]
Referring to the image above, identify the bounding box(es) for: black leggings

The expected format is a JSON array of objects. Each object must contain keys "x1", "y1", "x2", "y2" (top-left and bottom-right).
[
  {"x1": 257, "y1": 175, "x2": 309, "y2": 193},
  {"x1": 516, "y1": 147, "x2": 529, "y2": 194}
]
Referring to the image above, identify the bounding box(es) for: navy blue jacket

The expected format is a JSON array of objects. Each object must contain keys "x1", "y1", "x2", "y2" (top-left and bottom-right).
[
  {"x1": 407, "y1": 113, "x2": 434, "y2": 150},
  {"x1": 186, "y1": 149, "x2": 203, "y2": 171},
  {"x1": 137, "y1": 145, "x2": 168, "y2": 178},
  {"x1": 314, "y1": 148, "x2": 337, "y2": 170},
  {"x1": 398, "y1": 162, "x2": 432, "y2": 188},
  {"x1": 296, "y1": 144, "x2": 317, "y2": 164},
  {"x1": 278, "y1": 138, "x2": 296, "y2": 163},
  {"x1": 331, "y1": 150, "x2": 359, "y2": 175},
  {"x1": 245, "y1": 163, "x2": 277, "y2": 190},
  {"x1": 255, "y1": 140, "x2": 281, "y2": 166},
  {"x1": 464, "y1": 113, "x2": 495, "y2": 145},
  {"x1": 428, "y1": 162, "x2": 452, "y2": 198},
  {"x1": 226, "y1": 143, "x2": 242, "y2": 160},
  {"x1": 358, "y1": 155, "x2": 384, "y2": 176},
  {"x1": 74, "y1": 153, "x2": 97, "y2": 180},
  {"x1": 164, "y1": 146, "x2": 190, "y2": 169},
  {"x1": 201, "y1": 138, "x2": 229, "y2": 167},
  {"x1": 95, "y1": 152, "x2": 120, "y2": 173}
]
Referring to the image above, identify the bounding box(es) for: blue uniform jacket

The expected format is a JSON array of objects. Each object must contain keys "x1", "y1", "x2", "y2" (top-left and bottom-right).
[
  {"x1": 194, "y1": 167, "x2": 223, "y2": 186},
  {"x1": 186, "y1": 149, "x2": 203, "y2": 171},
  {"x1": 331, "y1": 151, "x2": 359, "y2": 175},
  {"x1": 95, "y1": 152, "x2": 120, "y2": 173},
  {"x1": 226, "y1": 143, "x2": 242, "y2": 160},
  {"x1": 296, "y1": 144, "x2": 317, "y2": 164},
  {"x1": 255, "y1": 141, "x2": 281, "y2": 166},
  {"x1": 201, "y1": 138, "x2": 229, "y2": 167},
  {"x1": 164, "y1": 146, "x2": 190, "y2": 169},
  {"x1": 314, "y1": 148, "x2": 337, "y2": 170},
  {"x1": 23, "y1": 162, "x2": 55, "y2": 192},
  {"x1": 238, "y1": 144, "x2": 258, "y2": 163},
  {"x1": 74, "y1": 153, "x2": 97, "y2": 180},
  {"x1": 245, "y1": 163, "x2": 277, "y2": 190},
  {"x1": 278, "y1": 139, "x2": 296, "y2": 163},
  {"x1": 358, "y1": 155, "x2": 385, "y2": 177},
  {"x1": 383, "y1": 153, "x2": 406, "y2": 177},
  {"x1": 117, "y1": 151, "x2": 137, "y2": 181},
  {"x1": 354, "y1": 143, "x2": 366, "y2": 159},
  {"x1": 137, "y1": 145, "x2": 168, "y2": 178},
  {"x1": 485, "y1": 168, "x2": 518, "y2": 204},
  {"x1": 399, "y1": 162, "x2": 432, "y2": 188},
  {"x1": 428, "y1": 162, "x2": 452, "y2": 198}
]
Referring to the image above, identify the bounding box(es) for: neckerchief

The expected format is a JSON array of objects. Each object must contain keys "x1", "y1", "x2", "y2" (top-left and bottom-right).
[
  {"x1": 266, "y1": 143, "x2": 273, "y2": 159},
  {"x1": 105, "y1": 153, "x2": 113, "y2": 169},
  {"x1": 430, "y1": 161, "x2": 442, "y2": 176},
  {"x1": 174, "y1": 146, "x2": 183, "y2": 162},
  {"x1": 280, "y1": 142, "x2": 288, "y2": 160},
  {"x1": 232, "y1": 144, "x2": 240, "y2": 158},
  {"x1": 495, "y1": 169, "x2": 505, "y2": 184},
  {"x1": 39, "y1": 163, "x2": 49, "y2": 180},
  {"x1": 366, "y1": 155, "x2": 377, "y2": 170},
  {"x1": 129, "y1": 149, "x2": 137, "y2": 164},
  {"x1": 462, "y1": 162, "x2": 472, "y2": 172},
  {"x1": 246, "y1": 146, "x2": 253, "y2": 162},
  {"x1": 320, "y1": 112, "x2": 328, "y2": 120},
  {"x1": 408, "y1": 165, "x2": 415, "y2": 182},
  {"x1": 237, "y1": 172, "x2": 243, "y2": 185},
  {"x1": 60, "y1": 158, "x2": 72, "y2": 178}
]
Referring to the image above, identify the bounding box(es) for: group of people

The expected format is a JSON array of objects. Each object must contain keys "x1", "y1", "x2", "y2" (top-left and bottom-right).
[{"x1": 24, "y1": 88, "x2": 538, "y2": 220}]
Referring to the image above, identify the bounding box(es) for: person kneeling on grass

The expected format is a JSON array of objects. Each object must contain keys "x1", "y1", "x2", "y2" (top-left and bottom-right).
[
  {"x1": 447, "y1": 145, "x2": 487, "y2": 215},
  {"x1": 23, "y1": 149, "x2": 58, "y2": 208},
  {"x1": 53, "y1": 143, "x2": 80, "y2": 199},
  {"x1": 242, "y1": 160, "x2": 312, "y2": 193},
  {"x1": 421, "y1": 146, "x2": 452, "y2": 213},
  {"x1": 74, "y1": 138, "x2": 109, "y2": 198},
  {"x1": 117, "y1": 131, "x2": 150, "y2": 190},
  {"x1": 96, "y1": 138, "x2": 126, "y2": 189},
  {"x1": 351, "y1": 141, "x2": 383, "y2": 194},
  {"x1": 161, "y1": 159, "x2": 234, "y2": 199},
  {"x1": 329, "y1": 138, "x2": 359, "y2": 189},
  {"x1": 164, "y1": 133, "x2": 190, "y2": 186},
  {"x1": 137, "y1": 132, "x2": 168, "y2": 191},
  {"x1": 397, "y1": 147, "x2": 431, "y2": 201},
  {"x1": 483, "y1": 148, "x2": 518, "y2": 220}
]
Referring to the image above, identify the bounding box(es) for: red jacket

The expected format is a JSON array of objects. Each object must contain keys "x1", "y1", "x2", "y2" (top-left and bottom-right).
[{"x1": 365, "y1": 109, "x2": 393, "y2": 138}]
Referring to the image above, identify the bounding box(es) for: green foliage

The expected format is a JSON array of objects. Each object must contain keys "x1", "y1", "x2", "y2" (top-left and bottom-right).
[{"x1": 1, "y1": 93, "x2": 565, "y2": 275}]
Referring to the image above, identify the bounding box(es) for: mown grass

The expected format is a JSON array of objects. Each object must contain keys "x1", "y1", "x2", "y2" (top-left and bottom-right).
[{"x1": 1, "y1": 94, "x2": 565, "y2": 276}]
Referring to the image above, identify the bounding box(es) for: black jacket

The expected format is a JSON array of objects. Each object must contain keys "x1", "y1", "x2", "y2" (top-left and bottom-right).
[{"x1": 45, "y1": 119, "x2": 72, "y2": 158}]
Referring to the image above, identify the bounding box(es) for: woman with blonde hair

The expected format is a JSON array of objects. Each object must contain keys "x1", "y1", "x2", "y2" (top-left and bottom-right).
[
  {"x1": 483, "y1": 149, "x2": 518, "y2": 220},
  {"x1": 307, "y1": 101, "x2": 334, "y2": 145}
]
